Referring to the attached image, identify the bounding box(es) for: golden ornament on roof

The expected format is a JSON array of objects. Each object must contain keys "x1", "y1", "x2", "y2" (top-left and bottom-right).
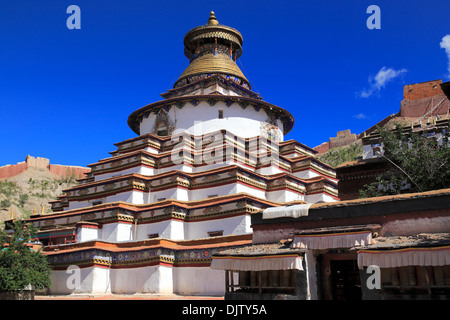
[
  {"x1": 207, "y1": 11, "x2": 219, "y2": 26},
  {"x1": 175, "y1": 11, "x2": 248, "y2": 88}
]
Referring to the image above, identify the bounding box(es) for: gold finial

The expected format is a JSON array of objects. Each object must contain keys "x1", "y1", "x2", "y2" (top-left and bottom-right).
[
  {"x1": 207, "y1": 11, "x2": 219, "y2": 26},
  {"x1": 41, "y1": 205, "x2": 45, "y2": 214},
  {"x1": 10, "y1": 209, "x2": 13, "y2": 220}
]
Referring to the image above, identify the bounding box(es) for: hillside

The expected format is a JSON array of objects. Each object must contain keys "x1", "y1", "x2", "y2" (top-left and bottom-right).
[
  {"x1": 0, "y1": 156, "x2": 89, "y2": 225},
  {"x1": 317, "y1": 140, "x2": 363, "y2": 168}
]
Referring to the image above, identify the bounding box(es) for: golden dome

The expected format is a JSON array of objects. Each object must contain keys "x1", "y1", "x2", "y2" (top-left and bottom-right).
[
  {"x1": 175, "y1": 11, "x2": 248, "y2": 88},
  {"x1": 177, "y1": 53, "x2": 248, "y2": 84}
]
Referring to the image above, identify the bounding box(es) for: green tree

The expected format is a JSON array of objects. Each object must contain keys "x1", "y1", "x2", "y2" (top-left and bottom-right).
[
  {"x1": 0, "y1": 220, "x2": 51, "y2": 293},
  {"x1": 360, "y1": 123, "x2": 450, "y2": 198}
]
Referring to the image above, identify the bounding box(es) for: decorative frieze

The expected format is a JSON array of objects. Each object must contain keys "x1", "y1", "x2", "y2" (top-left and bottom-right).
[
  {"x1": 63, "y1": 175, "x2": 149, "y2": 202},
  {"x1": 52, "y1": 160, "x2": 337, "y2": 213},
  {"x1": 46, "y1": 240, "x2": 250, "y2": 270},
  {"x1": 92, "y1": 131, "x2": 329, "y2": 179}
]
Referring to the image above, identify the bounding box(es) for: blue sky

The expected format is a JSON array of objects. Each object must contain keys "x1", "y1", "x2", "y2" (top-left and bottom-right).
[{"x1": 1, "y1": 0, "x2": 449, "y2": 167}]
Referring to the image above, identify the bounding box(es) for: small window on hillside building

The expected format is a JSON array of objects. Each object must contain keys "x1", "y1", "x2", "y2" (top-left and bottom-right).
[{"x1": 218, "y1": 110, "x2": 224, "y2": 119}]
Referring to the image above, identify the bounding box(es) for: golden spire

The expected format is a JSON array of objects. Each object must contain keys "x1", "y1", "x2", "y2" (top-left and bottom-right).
[
  {"x1": 207, "y1": 11, "x2": 219, "y2": 25},
  {"x1": 175, "y1": 11, "x2": 249, "y2": 89}
]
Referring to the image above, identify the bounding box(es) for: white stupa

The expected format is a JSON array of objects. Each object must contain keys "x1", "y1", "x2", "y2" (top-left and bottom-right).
[{"x1": 27, "y1": 12, "x2": 338, "y2": 296}]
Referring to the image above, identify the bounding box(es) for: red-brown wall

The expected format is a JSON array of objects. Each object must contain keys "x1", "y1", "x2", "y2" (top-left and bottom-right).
[
  {"x1": 0, "y1": 162, "x2": 28, "y2": 179},
  {"x1": 0, "y1": 156, "x2": 90, "y2": 180},
  {"x1": 403, "y1": 79, "x2": 443, "y2": 100}
]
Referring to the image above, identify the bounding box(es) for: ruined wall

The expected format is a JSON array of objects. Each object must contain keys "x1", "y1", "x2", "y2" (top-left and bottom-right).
[
  {"x1": 0, "y1": 155, "x2": 90, "y2": 180},
  {"x1": 313, "y1": 130, "x2": 357, "y2": 154},
  {"x1": 25, "y1": 155, "x2": 50, "y2": 170},
  {"x1": 49, "y1": 164, "x2": 90, "y2": 180},
  {"x1": 329, "y1": 129, "x2": 357, "y2": 149},
  {"x1": 313, "y1": 141, "x2": 330, "y2": 154},
  {"x1": 0, "y1": 162, "x2": 28, "y2": 179}
]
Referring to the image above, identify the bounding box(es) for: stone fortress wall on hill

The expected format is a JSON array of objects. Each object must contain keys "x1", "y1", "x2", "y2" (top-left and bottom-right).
[{"x1": 0, "y1": 155, "x2": 90, "y2": 180}]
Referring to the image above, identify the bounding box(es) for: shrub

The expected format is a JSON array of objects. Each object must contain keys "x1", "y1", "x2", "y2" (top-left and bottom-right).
[
  {"x1": 0, "y1": 199, "x2": 11, "y2": 208},
  {"x1": 0, "y1": 220, "x2": 51, "y2": 293}
]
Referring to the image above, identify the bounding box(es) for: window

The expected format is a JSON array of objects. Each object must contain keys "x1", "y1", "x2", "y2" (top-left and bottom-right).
[
  {"x1": 379, "y1": 265, "x2": 450, "y2": 299},
  {"x1": 157, "y1": 129, "x2": 168, "y2": 136},
  {"x1": 218, "y1": 110, "x2": 224, "y2": 119},
  {"x1": 208, "y1": 230, "x2": 223, "y2": 237},
  {"x1": 373, "y1": 146, "x2": 382, "y2": 156},
  {"x1": 225, "y1": 270, "x2": 296, "y2": 294}
]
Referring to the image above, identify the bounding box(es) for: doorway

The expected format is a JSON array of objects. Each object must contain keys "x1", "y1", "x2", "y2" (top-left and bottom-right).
[
  {"x1": 329, "y1": 259, "x2": 362, "y2": 300},
  {"x1": 320, "y1": 252, "x2": 362, "y2": 300}
]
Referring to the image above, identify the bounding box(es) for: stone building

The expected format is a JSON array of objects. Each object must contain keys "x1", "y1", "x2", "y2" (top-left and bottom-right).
[{"x1": 211, "y1": 188, "x2": 450, "y2": 300}]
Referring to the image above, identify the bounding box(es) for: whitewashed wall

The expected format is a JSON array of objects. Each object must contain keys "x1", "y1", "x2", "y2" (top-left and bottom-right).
[
  {"x1": 102, "y1": 222, "x2": 134, "y2": 242},
  {"x1": 135, "y1": 220, "x2": 185, "y2": 241},
  {"x1": 110, "y1": 265, "x2": 173, "y2": 294},
  {"x1": 256, "y1": 166, "x2": 284, "y2": 175},
  {"x1": 67, "y1": 190, "x2": 145, "y2": 211},
  {"x1": 292, "y1": 170, "x2": 321, "y2": 180},
  {"x1": 48, "y1": 264, "x2": 229, "y2": 295},
  {"x1": 76, "y1": 226, "x2": 100, "y2": 242},
  {"x1": 172, "y1": 267, "x2": 232, "y2": 296},
  {"x1": 304, "y1": 193, "x2": 337, "y2": 203},
  {"x1": 95, "y1": 166, "x2": 155, "y2": 182},
  {"x1": 139, "y1": 101, "x2": 284, "y2": 141},
  {"x1": 49, "y1": 266, "x2": 111, "y2": 295},
  {"x1": 267, "y1": 189, "x2": 303, "y2": 203},
  {"x1": 184, "y1": 215, "x2": 251, "y2": 239},
  {"x1": 135, "y1": 215, "x2": 251, "y2": 241}
]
